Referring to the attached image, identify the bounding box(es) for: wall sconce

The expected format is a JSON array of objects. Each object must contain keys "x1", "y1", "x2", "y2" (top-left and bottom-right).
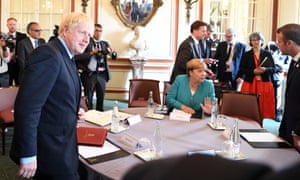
[
  {"x1": 184, "y1": 0, "x2": 199, "y2": 23},
  {"x1": 82, "y1": 0, "x2": 89, "y2": 13}
]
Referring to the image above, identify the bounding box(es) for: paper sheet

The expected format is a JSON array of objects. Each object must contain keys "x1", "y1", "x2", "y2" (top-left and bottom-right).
[
  {"x1": 78, "y1": 140, "x2": 120, "y2": 159},
  {"x1": 240, "y1": 132, "x2": 285, "y2": 142}
]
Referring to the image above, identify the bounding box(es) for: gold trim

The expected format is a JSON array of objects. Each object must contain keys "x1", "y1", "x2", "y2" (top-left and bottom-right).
[{"x1": 111, "y1": 0, "x2": 163, "y2": 29}]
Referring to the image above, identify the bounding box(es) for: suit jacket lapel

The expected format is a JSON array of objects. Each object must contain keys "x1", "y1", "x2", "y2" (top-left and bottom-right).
[
  {"x1": 287, "y1": 59, "x2": 298, "y2": 89},
  {"x1": 55, "y1": 40, "x2": 81, "y2": 103}
]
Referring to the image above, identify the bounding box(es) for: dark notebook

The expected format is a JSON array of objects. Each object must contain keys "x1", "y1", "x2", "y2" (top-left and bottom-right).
[
  {"x1": 77, "y1": 127, "x2": 107, "y2": 147},
  {"x1": 79, "y1": 139, "x2": 130, "y2": 164},
  {"x1": 240, "y1": 129, "x2": 292, "y2": 148}
]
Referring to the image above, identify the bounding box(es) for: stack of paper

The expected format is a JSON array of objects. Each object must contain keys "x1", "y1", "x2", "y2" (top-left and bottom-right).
[{"x1": 169, "y1": 109, "x2": 191, "y2": 121}]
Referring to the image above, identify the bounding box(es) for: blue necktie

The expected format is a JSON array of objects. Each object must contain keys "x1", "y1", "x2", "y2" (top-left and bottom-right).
[{"x1": 34, "y1": 40, "x2": 39, "y2": 49}]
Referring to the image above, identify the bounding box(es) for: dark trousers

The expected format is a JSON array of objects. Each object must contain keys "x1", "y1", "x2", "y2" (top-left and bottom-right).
[
  {"x1": 219, "y1": 71, "x2": 236, "y2": 90},
  {"x1": 8, "y1": 62, "x2": 19, "y2": 85},
  {"x1": 0, "y1": 72, "x2": 9, "y2": 87},
  {"x1": 33, "y1": 173, "x2": 79, "y2": 180},
  {"x1": 86, "y1": 72, "x2": 107, "y2": 111}
]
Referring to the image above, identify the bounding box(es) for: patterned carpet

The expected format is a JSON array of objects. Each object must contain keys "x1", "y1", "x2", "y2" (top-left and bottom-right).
[
  {"x1": 0, "y1": 127, "x2": 20, "y2": 180},
  {"x1": 0, "y1": 100, "x2": 128, "y2": 180}
]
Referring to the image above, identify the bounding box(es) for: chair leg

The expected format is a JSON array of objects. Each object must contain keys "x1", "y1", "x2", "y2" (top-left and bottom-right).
[{"x1": 1, "y1": 126, "x2": 6, "y2": 155}]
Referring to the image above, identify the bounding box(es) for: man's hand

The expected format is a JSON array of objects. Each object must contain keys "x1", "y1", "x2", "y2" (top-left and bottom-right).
[
  {"x1": 77, "y1": 108, "x2": 86, "y2": 122},
  {"x1": 292, "y1": 131, "x2": 300, "y2": 150},
  {"x1": 17, "y1": 160, "x2": 37, "y2": 179}
]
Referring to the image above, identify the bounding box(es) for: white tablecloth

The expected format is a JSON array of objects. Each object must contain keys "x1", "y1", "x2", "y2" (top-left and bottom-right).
[{"x1": 79, "y1": 107, "x2": 300, "y2": 180}]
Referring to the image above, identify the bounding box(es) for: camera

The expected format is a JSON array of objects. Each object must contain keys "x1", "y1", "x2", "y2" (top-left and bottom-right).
[
  {"x1": 5, "y1": 35, "x2": 16, "y2": 49},
  {"x1": 95, "y1": 49, "x2": 109, "y2": 59}
]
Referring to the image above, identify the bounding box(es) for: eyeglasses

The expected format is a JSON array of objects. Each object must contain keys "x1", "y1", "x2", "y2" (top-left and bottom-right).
[
  {"x1": 95, "y1": 29, "x2": 102, "y2": 32},
  {"x1": 31, "y1": 29, "x2": 42, "y2": 32}
]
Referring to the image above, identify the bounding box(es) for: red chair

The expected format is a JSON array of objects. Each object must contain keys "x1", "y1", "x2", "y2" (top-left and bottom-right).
[
  {"x1": 162, "y1": 81, "x2": 171, "y2": 105},
  {"x1": 0, "y1": 86, "x2": 19, "y2": 155}
]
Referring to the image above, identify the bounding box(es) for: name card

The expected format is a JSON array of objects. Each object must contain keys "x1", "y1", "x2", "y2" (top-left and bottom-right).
[
  {"x1": 120, "y1": 133, "x2": 139, "y2": 148},
  {"x1": 127, "y1": 114, "x2": 142, "y2": 126}
]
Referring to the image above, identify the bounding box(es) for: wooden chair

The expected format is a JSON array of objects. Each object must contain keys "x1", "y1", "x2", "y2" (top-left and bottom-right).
[
  {"x1": 0, "y1": 86, "x2": 19, "y2": 155},
  {"x1": 162, "y1": 81, "x2": 171, "y2": 105},
  {"x1": 219, "y1": 90, "x2": 262, "y2": 126},
  {"x1": 128, "y1": 79, "x2": 161, "y2": 107}
]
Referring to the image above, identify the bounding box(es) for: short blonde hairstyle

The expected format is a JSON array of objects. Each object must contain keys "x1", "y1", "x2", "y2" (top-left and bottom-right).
[
  {"x1": 59, "y1": 12, "x2": 94, "y2": 36},
  {"x1": 186, "y1": 59, "x2": 207, "y2": 75}
]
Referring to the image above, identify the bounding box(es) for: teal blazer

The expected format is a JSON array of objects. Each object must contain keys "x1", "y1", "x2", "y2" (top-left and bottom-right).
[{"x1": 166, "y1": 74, "x2": 215, "y2": 118}]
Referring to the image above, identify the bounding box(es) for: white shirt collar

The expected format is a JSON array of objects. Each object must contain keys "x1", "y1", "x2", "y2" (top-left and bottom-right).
[{"x1": 293, "y1": 52, "x2": 300, "y2": 62}]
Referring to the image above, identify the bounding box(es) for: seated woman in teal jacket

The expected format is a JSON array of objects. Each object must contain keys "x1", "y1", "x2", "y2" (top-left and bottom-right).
[{"x1": 167, "y1": 59, "x2": 216, "y2": 118}]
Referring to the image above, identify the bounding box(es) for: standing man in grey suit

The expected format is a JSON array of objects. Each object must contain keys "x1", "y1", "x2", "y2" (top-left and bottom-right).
[
  {"x1": 276, "y1": 23, "x2": 300, "y2": 151},
  {"x1": 170, "y1": 20, "x2": 215, "y2": 84},
  {"x1": 214, "y1": 28, "x2": 246, "y2": 89},
  {"x1": 10, "y1": 12, "x2": 94, "y2": 179},
  {"x1": 17, "y1": 22, "x2": 46, "y2": 83}
]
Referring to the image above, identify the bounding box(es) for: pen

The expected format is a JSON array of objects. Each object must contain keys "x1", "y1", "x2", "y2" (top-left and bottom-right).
[{"x1": 259, "y1": 57, "x2": 268, "y2": 67}]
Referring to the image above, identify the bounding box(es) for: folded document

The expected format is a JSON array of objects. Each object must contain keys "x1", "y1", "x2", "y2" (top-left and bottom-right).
[{"x1": 169, "y1": 109, "x2": 191, "y2": 121}]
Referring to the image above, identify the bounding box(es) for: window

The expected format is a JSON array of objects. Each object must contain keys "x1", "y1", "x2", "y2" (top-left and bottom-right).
[
  {"x1": 8, "y1": 0, "x2": 70, "y2": 40},
  {"x1": 204, "y1": 0, "x2": 273, "y2": 44}
]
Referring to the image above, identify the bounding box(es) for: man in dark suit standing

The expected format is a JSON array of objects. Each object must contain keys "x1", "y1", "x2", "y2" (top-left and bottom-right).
[
  {"x1": 10, "y1": 12, "x2": 94, "y2": 179},
  {"x1": 214, "y1": 28, "x2": 246, "y2": 89},
  {"x1": 17, "y1": 22, "x2": 46, "y2": 83},
  {"x1": 170, "y1": 20, "x2": 215, "y2": 84},
  {"x1": 75, "y1": 24, "x2": 113, "y2": 111},
  {"x1": 6, "y1": 17, "x2": 27, "y2": 86},
  {"x1": 276, "y1": 23, "x2": 300, "y2": 151}
]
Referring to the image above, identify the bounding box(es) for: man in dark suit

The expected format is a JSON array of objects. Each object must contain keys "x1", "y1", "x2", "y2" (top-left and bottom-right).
[
  {"x1": 170, "y1": 20, "x2": 215, "y2": 84},
  {"x1": 276, "y1": 23, "x2": 300, "y2": 151},
  {"x1": 75, "y1": 24, "x2": 113, "y2": 111},
  {"x1": 214, "y1": 28, "x2": 246, "y2": 89},
  {"x1": 17, "y1": 22, "x2": 46, "y2": 83},
  {"x1": 6, "y1": 17, "x2": 27, "y2": 85},
  {"x1": 10, "y1": 12, "x2": 94, "y2": 179}
]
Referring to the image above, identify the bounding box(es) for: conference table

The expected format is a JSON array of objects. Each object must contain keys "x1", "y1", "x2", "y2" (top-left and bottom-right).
[{"x1": 78, "y1": 107, "x2": 300, "y2": 180}]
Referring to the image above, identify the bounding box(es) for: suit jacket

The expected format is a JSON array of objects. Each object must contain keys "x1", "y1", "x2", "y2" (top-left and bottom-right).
[
  {"x1": 279, "y1": 57, "x2": 300, "y2": 144},
  {"x1": 200, "y1": 39, "x2": 212, "y2": 58},
  {"x1": 17, "y1": 37, "x2": 46, "y2": 82},
  {"x1": 75, "y1": 38, "x2": 111, "y2": 81},
  {"x1": 7, "y1": 31, "x2": 27, "y2": 61},
  {"x1": 170, "y1": 36, "x2": 201, "y2": 83},
  {"x1": 10, "y1": 38, "x2": 81, "y2": 176},
  {"x1": 237, "y1": 49, "x2": 275, "y2": 82},
  {"x1": 214, "y1": 41, "x2": 246, "y2": 80}
]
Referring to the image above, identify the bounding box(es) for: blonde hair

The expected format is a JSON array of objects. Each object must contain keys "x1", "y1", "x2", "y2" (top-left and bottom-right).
[
  {"x1": 59, "y1": 12, "x2": 94, "y2": 36},
  {"x1": 186, "y1": 59, "x2": 207, "y2": 75}
]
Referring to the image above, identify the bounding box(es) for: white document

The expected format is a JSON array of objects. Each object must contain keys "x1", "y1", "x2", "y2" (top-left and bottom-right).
[
  {"x1": 240, "y1": 132, "x2": 285, "y2": 142},
  {"x1": 78, "y1": 140, "x2": 120, "y2": 159},
  {"x1": 84, "y1": 110, "x2": 112, "y2": 126},
  {"x1": 169, "y1": 109, "x2": 191, "y2": 121}
]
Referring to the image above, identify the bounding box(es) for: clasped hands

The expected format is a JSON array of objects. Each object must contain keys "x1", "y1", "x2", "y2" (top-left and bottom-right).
[{"x1": 253, "y1": 67, "x2": 266, "y2": 75}]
